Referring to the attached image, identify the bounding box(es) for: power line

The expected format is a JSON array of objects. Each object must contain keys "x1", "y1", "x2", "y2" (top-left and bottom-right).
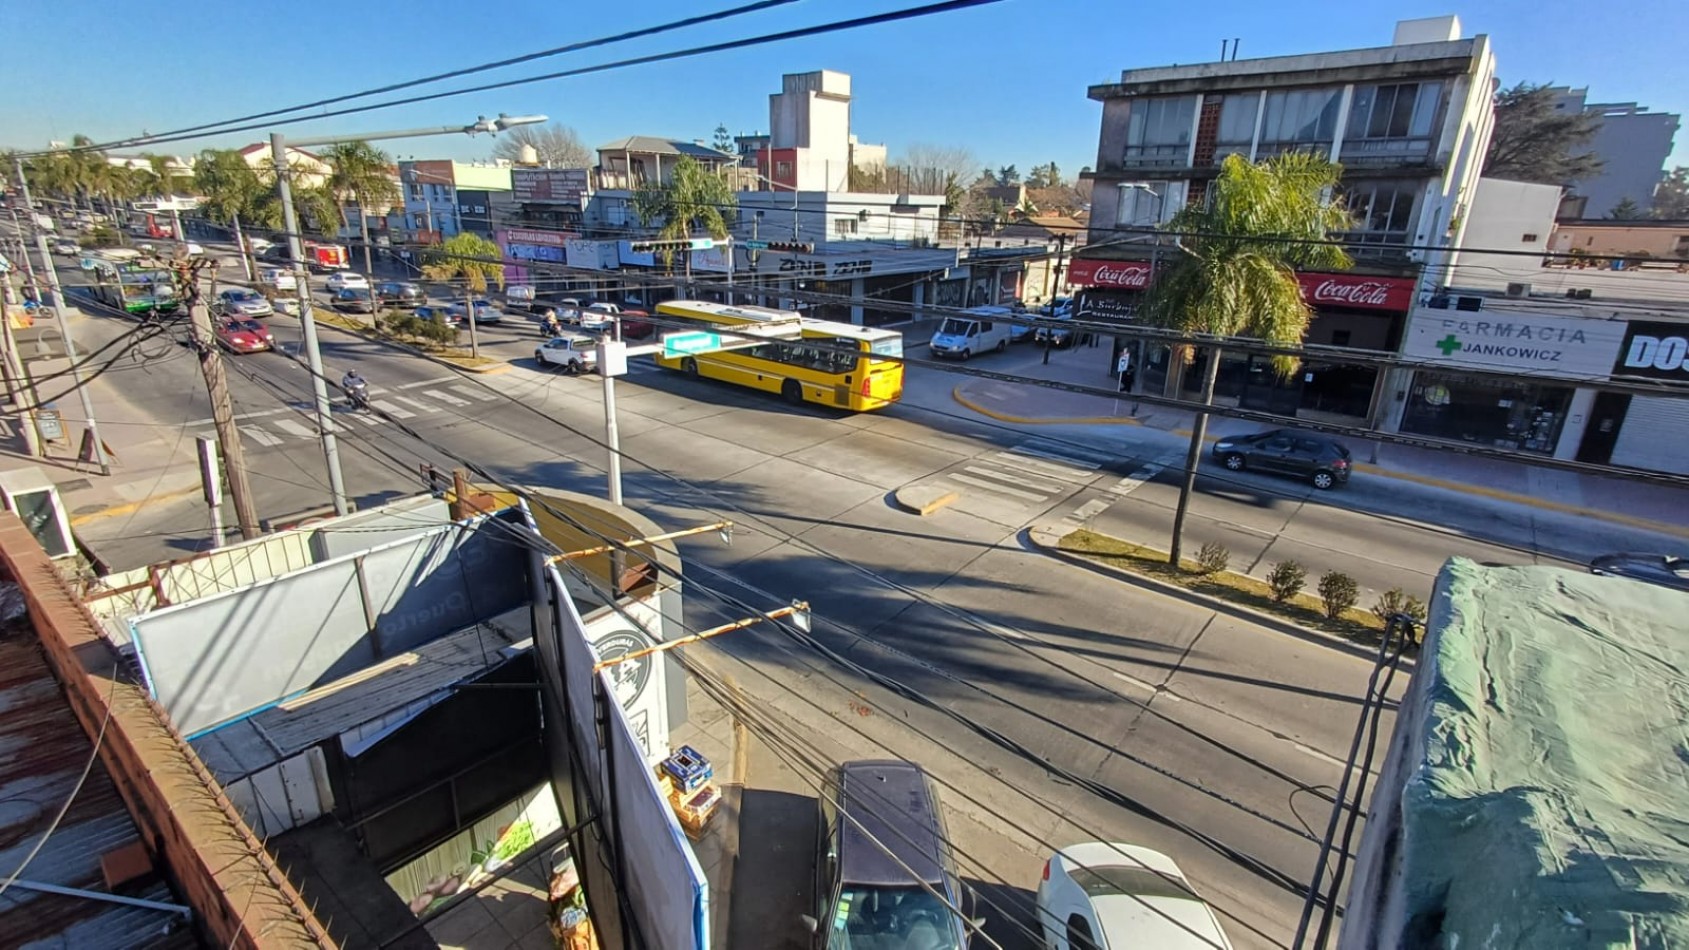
[{"x1": 27, "y1": 0, "x2": 1011, "y2": 157}]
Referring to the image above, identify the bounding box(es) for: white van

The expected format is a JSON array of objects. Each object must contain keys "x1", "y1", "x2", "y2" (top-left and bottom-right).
[{"x1": 929, "y1": 309, "x2": 1012, "y2": 360}]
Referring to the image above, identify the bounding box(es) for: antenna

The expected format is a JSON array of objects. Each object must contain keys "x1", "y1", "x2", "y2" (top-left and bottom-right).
[{"x1": 1232, "y1": 38, "x2": 1241, "y2": 60}]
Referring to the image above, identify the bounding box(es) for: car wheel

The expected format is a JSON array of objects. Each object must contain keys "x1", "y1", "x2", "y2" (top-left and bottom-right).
[
  {"x1": 960, "y1": 348, "x2": 972, "y2": 361},
  {"x1": 996, "y1": 338, "x2": 1008, "y2": 352},
  {"x1": 566, "y1": 361, "x2": 582, "y2": 376},
  {"x1": 782, "y1": 379, "x2": 804, "y2": 405},
  {"x1": 683, "y1": 357, "x2": 699, "y2": 379},
  {"x1": 534, "y1": 351, "x2": 546, "y2": 365},
  {"x1": 1223, "y1": 453, "x2": 1246, "y2": 472},
  {"x1": 1311, "y1": 470, "x2": 1336, "y2": 490}
]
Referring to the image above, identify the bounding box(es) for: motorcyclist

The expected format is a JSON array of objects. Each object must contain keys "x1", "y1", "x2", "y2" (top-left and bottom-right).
[
  {"x1": 541, "y1": 308, "x2": 561, "y2": 337},
  {"x1": 341, "y1": 369, "x2": 369, "y2": 408}
]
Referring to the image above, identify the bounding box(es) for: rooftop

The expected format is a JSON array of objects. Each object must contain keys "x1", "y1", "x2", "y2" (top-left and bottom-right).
[
  {"x1": 0, "y1": 604, "x2": 201, "y2": 950},
  {"x1": 597, "y1": 136, "x2": 738, "y2": 161},
  {"x1": 1345, "y1": 558, "x2": 1689, "y2": 947}
]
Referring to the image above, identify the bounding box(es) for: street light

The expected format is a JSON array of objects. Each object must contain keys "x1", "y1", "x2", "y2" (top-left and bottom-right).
[{"x1": 270, "y1": 113, "x2": 544, "y2": 516}]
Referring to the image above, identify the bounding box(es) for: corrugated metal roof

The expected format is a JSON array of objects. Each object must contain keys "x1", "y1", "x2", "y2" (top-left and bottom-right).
[{"x1": 0, "y1": 621, "x2": 203, "y2": 949}]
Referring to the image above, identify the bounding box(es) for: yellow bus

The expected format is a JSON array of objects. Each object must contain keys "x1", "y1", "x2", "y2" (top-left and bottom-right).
[{"x1": 653, "y1": 300, "x2": 904, "y2": 411}]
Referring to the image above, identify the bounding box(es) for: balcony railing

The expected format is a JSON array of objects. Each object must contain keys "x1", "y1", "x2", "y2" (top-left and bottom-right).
[
  {"x1": 1339, "y1": 137, "x2": 1435, "y2": 166},
  {"x1": 1121, "y1": 144, "x2": 1190, "y2": 168},
  {"x1": 1336, "y1": 229, "x2": 1412, "y2": 262}
]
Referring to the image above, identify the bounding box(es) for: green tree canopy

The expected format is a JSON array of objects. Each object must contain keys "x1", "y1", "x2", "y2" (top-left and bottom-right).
[
  {"x1": 1141, "y1": 152, "x2": 1353, "y2": 371},
  {"x1": 1483, "y1": 82, "x2": 1603, "y2": 185},
  {"x1": 631, "y1": 156, "x2": 736, "y2": 266},
  {"x1": 323, "y1": 142, "x2": 398, "y2": 227},
  {"x1": 1652, "y1": 167, "x2": 1689, "y2": 219},
  {"x1": 1607, "y1": 197, "x2": 1646, "y2": 220},
  {"x1": 193, "y1": 148, "x2": 270, "y2": 225},
  {"x1": 421, "y1": 232, "x2": 505, "y2": 293}
]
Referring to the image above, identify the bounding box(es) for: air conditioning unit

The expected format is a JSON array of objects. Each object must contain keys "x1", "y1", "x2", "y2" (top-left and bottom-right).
[{"x1": 1505, "y1": 282, "x2": 1531, "y2": 298}]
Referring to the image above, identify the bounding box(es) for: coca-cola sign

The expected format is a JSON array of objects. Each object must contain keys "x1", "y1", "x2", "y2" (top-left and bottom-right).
[
  {"x1": 1067, "y1": 258, "x2": 1153, "y2": 289},
  {"x1": 1295, "y1": 272, "x2": 1414, "y2": 312}
]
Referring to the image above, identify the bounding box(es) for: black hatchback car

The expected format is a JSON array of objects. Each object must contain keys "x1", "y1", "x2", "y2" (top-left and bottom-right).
[
  {"x1": 1211, "y1": 429, "x2": 1352, "y2": 490},
  {"x1": 806, "y1": 760, "x2": 978, "y2": 949},
  {"x1": 376, "y1": 281, "x2": 425, "y2": 309}
]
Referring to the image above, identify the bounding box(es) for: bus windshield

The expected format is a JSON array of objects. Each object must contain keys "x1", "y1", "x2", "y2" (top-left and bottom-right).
[{"x1": 869, "y1": 336, "x2": 903, "y2": 360}]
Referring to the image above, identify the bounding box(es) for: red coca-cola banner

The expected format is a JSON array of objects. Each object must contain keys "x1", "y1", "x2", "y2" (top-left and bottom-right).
[
  {"x1": 1066, "y1": 258, "x2": 1153, "y2": 289},
  {"x1": 1295, "y1": 272, "x2": 1415, "y2": 312}
]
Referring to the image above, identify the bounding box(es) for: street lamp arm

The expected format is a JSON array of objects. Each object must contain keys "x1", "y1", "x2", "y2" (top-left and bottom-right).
[{"x1": 284, "y1": 114, "x2": 549, "y2": 148}]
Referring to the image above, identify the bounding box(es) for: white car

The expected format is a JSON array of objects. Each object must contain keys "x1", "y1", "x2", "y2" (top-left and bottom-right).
[
  {"x1": 261, "y1": 267, "x2": 298, "y2": 292},
  {"x1": 579, "y1": 303, "x2": 620, "y2": 332},
  {"x1": 1037, "y1": 843, "x2": 1234, "y2": 950},
  {"x1": 533, "y1": 334, "x2": 599, "y2": 374},
  {"x1": 325, "y1": 271, "x2": 369, "y2": 294},
  {"x1": 53, "y1": 240, "x2": 81, "y2": 257}
]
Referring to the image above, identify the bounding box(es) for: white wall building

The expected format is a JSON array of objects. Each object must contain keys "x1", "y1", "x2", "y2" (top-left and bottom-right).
[{"x1": 1445, "y1": 177, "x2": 1563, "y2": 292}]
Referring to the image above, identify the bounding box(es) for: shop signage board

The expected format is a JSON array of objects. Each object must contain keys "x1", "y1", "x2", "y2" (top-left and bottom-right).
[
  {"x1": 1295, "y1": 272, "x2": 1415, "y2": 312},
  {"x1": 1612, "y1": 320, "x2": 1689, "y2": 381},
  {"x1": 511, "y1": 168, "x2": 590, "y2": 205},
  {"x1": 1067, "y1": 259, "x2": 1153, "y2": 289},
  {"x1": 1402, "y1": 308, "x2": 1628, "y2": 377}
]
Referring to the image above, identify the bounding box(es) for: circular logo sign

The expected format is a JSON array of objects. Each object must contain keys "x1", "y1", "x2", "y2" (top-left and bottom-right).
[{"x1": 595, "y1": 629, "x2": 654, "y2": 708}]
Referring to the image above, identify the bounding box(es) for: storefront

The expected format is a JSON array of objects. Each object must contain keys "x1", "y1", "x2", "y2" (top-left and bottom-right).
[
  {"x1": 1067, "y1": 260, "x2": 1414, "y2": 418},
  {"x1": 1580, "y1": 319, "x2": 1689, "y2": 473},
  {"x1": 1393, "y1": 306, "x2": 1630, "y2": 455}
]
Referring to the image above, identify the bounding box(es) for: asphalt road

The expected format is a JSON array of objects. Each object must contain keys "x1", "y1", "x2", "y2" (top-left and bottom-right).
[{"x1": 12, "y1": 239, "x2": 1664, "y2": 948}]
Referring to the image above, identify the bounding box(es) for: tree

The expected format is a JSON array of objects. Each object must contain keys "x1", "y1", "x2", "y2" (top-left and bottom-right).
[
  {"x1": 134, "y1": 153, "x2": 192, "y2": 197},
  {"x1": 421, "y1": 232, "x2": 504, "y2": 358},
  {"x1": 1483, "y1": 82, "x2": 1603, "y2": 185},
  {"x1": 895, "y1": 143, "x2": 978, "y2": 194},
  {"x1": 713, "y1": 124, "x2": 734, "y2": 152},
  {"x1": 997, "y1": 164, "x2": 1021, "y2": 184},
  {"x1": 194, "y1": 148, "x2": 272, "y2": 278},
  {"x1": 1027, "y1": 162, "x2": 1062, "y2": 189},
  {"x1": 488, "y1": 123, "x2": 590, "y2": 168},
  {"x1": 323, "y1": 141, "x2": 400, "y2": 275},
  {"x1": 631, "y1": 156, "x2": 735, "y2": 279},
  {"x1": 1608, "y1": 197, "x2": 1646, "y2": 220},
  {"x1": 1652, "y1": 167, "x2": 1689, "y2": 219},
  {"x1": 1141, "y1": 152, "x2": 1353, "y2": 565}
]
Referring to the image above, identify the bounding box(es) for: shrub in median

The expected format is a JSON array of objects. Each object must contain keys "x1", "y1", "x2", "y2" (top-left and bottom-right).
[
  {"x1": 1317, "y1": 571, "x2": 1359, "y2": 619},
  {"x1": 1267, "y1": 560, "x2": 1307, "y2": 603},
  {"x1": 1194, "y1": 542, "x2": 1230, "y2": 576},
  {"x1": 1371, "y1": 587, "x2": 1428, "y2": 627}
]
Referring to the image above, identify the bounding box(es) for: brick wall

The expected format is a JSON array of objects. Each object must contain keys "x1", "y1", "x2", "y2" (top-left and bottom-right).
[{"x1": 0, "y1": 515, "x2": 335, "y2": 949}]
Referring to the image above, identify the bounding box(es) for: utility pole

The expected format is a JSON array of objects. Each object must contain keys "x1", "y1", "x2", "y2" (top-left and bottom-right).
[
  {"x1": 1043, "y1": 233, "x2": 1067, "y2": 366},
  {"x1": 464, "y1": 286, "x2": 480, "y2": 359},
  {"x1": 14, "y1": 157, "x2": 110, "y2": 475},
  {"x1": 231, "y1": 212, "x2": 255, "y2": 281},
  {"x1": 272, "y1": 133, "x2": 350, "y2": 516},
  {"x1": 0, "y1": 275, "x2": 43, "y2": 459},
  {"x1": 180, "y1": 258, "x2": 261, "y2": 538}
]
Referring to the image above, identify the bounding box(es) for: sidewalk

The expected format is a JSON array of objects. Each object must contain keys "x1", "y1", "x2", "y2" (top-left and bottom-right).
[{"x1": 947, "y1": 342, "x2": 1689, "y2": 537}]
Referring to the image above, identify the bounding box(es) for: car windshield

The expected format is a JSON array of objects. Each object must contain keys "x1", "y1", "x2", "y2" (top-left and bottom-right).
[
  {"x1": 827, "y1": 885, "x2": 961, "y2": 950},
  {"x1": 338, "y1": 289, "x2": 368, "y2": 298},
  {"x1": 870, "y1": 337, "x2": 903, "y2": 360},
  {"x1": 227, "y1": 321, "x2": 265, "y2": 332},
  {"x1": 937, "y1": 318, "x2": 973, "y2": 337},
  {"x1": 227, "y1": 291, "x2": 259, "y2": 302}
]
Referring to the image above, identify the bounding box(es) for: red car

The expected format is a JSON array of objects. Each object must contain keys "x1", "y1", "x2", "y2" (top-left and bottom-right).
[
  {"x1": 216, "y1": 318, "x2": 274, "y2": 354},
  {"x1": 619, "y1": 309, "x2": 653, "y2": 339}
]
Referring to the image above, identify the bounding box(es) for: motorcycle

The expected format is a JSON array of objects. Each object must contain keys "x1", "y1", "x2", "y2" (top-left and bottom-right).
[{"x1": 345, "y1": 381, "x2": 370, "y2": 411}]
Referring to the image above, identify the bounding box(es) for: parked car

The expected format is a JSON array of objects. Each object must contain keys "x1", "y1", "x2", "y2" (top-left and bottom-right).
[
  {"x1": 1210, "y1": 429, "x2": 1353, "y2": 490},
  {"x1": 260, "y1": 267, "x2": 297, "y2": 292},
  {"x1": 804, "y1": 760, "x2": 978, "y2": 949},
  {"x1": 332, "y1": 288, "x2": 376, "y2": 314},
  {"x1": 325, "y1": 271, "x2": 369, "y2": 294},
  {"x1": 214, "y1": 318, "x2": 274, "y2": 354},
  {"x1": 52, "y1": 239, "x2": 81, "y2": 257},
  {"x1": 1034, "y1": 311, "x2": 1078, "y2": 348},
  {"x1": 216, "y1": 288, "x2": 273, "y2": 318},
  {"x1": 444, "y1": 298, "x2": 502, "y2": 324},
  {"x1": 1036, "y1": 842, "x2": 1235, "y2": 950},
  {"x1": 416, "y1": 305, "x2": 461, "y2": 327},
  {"x1": 533, "y1": 333, "x2": 600, "y2": 374},
  {"x1": 505, "y1": 284, "x2": 537, "y2": 310},
  {"x1": 376, "y1": 281, "x2": 425, "y2": 309},
  {"x1": 1589, "y1": 553, "x2": 1689, "y2": 592},
  {"x1": 930, "y1": 311, "x2": 1011, "y2": 360}
]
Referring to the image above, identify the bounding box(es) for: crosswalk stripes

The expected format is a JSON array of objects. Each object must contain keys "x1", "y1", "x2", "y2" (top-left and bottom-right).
[
  {"x1": 448, "y1": 384, "x2": 497, "y2": 403},
  {"x1": 423, "y1": 388, "x2": 471, "y2": 407},
  {"x1": 938, "y1": 440, "x2": 1111, "y2": 506},
  {"x1": 371, "y1": 399, "x2": 415, "y2": 419},
  {"x1": 271, "y1": 418, "x2": 315, "y2": 439},
  {"x1": 392, "y1": 395, "x2": 435, "y2": 414}
]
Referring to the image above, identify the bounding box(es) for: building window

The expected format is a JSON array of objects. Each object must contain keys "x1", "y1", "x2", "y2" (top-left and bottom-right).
[
  {"x1": 1522, "y1": 233, "x2": 1538, "y2": 242},
  {"x1": 1115, "y1": 181, "x2": 1182, "y2": 227},
  {"x1": 1123, "y1": 95, "x2": 1197, "y2": 167},
  {"x1": 1341, "y1": 181, "x2": 1418, "y2": 256},
  {"x1": 409, "y1": 183, "x2": 423, "y2": 200},
  {"x1": 775, "y1": 161, "x2": 794, "y2": 178},
  {"x1": 1215, "y1": 92, "x2": 1260, "y2": 161},
  {"x1": 1344, "y1": 82, "x2": 1443, "y2": 163},
  {"x1": 834, "y1": 217, "x2": 858, "y2": 235},
  {"x1": 1258, "y1": 88, "x2": 1342, "y2": 156}
]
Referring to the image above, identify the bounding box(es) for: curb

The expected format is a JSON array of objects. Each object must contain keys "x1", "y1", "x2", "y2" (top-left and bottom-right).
[
  {"x1": 310, "y1": 316, "x2": 512, "y2": 374},
  {"x1": 891, "y1": 485, "x2": 958, "y2": 516},
  {"x1": 69, "y1": 481, "x2": 204, "y2": 526},
  {"x1": 956, "y1": 385, "x2": 1689, "y2": 541},
  {"x1": 1027, "y1": 523, "x2": 1391, "y2": 663}
]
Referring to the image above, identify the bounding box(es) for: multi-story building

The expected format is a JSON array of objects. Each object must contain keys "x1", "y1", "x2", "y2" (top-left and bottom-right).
[
  {"x1": 396, "y1": 160, "x2": 513, "y2": 242},
  {"x1": 743, "y1": 71, "x2": 888, "y2": 193},
  {"x1": 1550, "y1": 87, "x2": 1681, "y2": 218},
  {"x1": 1072, "y1": 15, "x2": 1497, "y2": 423},
  {"x1": 594, "y1": 136, "x2": 739, "y2": 191}
]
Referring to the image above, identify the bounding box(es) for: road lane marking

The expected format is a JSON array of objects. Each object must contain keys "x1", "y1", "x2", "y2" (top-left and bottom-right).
[
  {"x1": 398, "y1": 378, "x2": 454, "y2": 390},
  {"x1": 1020, "y1": 440, "x2": 1111, "y2": 465},
  {"x1": 1062, "y1": 498, "x2": 1112, "y2": 524},
  {"x1": 1107, "y1": 452, "x2": 1184, "y2": 496},
  {"x1": 392, "y1": 395, "x2": 439, "y2": 413},
  {"x1": 271, "y1": 418, "x2": 315, "y2": 439},
  {"x1": 449, "y1": 384, "x2": 497, "y2": 402},
  {"x1": 993, "y1": 451, "x2": 1098, "y2": 482},
  {"x1": 946, "y1": 472, "x2": 1048, "y2": 501},
  {"x1": 423, "y1": 388, "x2": 471, "y2": 407},
  {"x1": 345, "y1": 412, "x2": 383, "y2": 426},
  {"x1": 1007, "y1": 444, "x2": 1102, "y2": 470},
  {"x1": 243, "y1": 426, "x2": 282, "y2": 446},
  {"x1": 961, "y1": 465, "x2": 1064, "y2": 493},
  {"x1": 185, "y1": 408, "x2": 286, "y2": 428},
  {"x1": 1111, "y1": 669, "x2": 1181, "y2": 700},
  {"x1": 371, "y1": 400, "x2": 415, "y2": 419}
]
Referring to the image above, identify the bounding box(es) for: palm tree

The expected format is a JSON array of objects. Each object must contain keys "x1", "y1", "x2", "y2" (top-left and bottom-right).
[
  {"x1": 631, "y1": 156, "x2": 736, "y2": 285},
  {"x1": 322, "y1": 141, "x2": 400, "y2": 275},
  {"x1": 195, "y1": 148, "x2": 272, "y2": 278},
  {"x1": 420, "y1": 231, "x2": 504, "y2": 358},
  {"x1": 1139, "y1": 152, "x2": 1354, "y2": 565}
]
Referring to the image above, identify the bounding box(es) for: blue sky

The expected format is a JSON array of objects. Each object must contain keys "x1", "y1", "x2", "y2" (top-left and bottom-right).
[{"x1": 4, "y1": 0, "x2": 1685, "y2": 176}]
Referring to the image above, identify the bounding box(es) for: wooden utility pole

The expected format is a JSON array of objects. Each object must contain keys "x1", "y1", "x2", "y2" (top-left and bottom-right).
[{"x1": 176, "y1": 257, "x2": 261, "y2": 539}]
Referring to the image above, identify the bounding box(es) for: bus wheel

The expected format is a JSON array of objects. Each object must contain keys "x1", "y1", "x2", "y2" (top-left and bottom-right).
[
  {"x1": 782, "y1": 379, "x2": 803, "y2": 405},
  {"x1": 683, "y1": 358, "x2": 699, "y2": 378}
]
